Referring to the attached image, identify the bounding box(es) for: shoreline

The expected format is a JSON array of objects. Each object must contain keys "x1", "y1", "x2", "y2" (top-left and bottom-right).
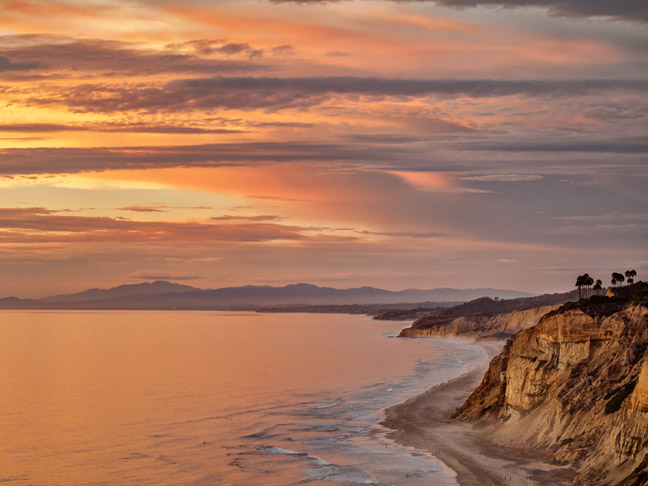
[{"x1": 381, "y1": 340, "x2": 571, "y2": 486}]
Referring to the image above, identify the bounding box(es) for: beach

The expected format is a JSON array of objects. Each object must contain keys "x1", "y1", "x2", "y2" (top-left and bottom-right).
[{"x1": 382, "y1": 341, "x2": 572, "y2": 486}]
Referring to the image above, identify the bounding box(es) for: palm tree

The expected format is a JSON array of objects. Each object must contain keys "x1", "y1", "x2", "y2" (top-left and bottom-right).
[
  {"x1": 593, "y1": 279, "x2": 603, "y2": 295},
  {"x1": 612, "y1": 272, "x2": 625, "y2": 287},
  {"x1": 625, "y1": 269, "x2": 637, "y2": 285},
  {"x1": 583, "y1": 274, "x2": 594, "y2": 298},
  {"x1": 575, "y1": 274, "x2": 585, "y2": 299}
]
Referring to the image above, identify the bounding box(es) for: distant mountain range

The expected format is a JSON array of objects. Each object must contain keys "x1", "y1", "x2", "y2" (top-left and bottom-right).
[{"x1": 0, "y1": 281, "x2": 535, "y2": 310}]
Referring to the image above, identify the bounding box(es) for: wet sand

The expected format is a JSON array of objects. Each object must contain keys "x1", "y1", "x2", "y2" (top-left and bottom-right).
[{"x1": 381, "y1": 341, "x2": 572, "y2": 486}]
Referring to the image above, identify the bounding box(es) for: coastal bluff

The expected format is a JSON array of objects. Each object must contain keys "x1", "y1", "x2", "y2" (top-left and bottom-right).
[
  {"x1": 398, "y1": 291, "x2": 578, "y2": 340},
  {"x1": 399, "y1": 304, "x2": 556, "y2": 340},
  {"x1": 457, "y1": 292, "x2": 648, "y2": 485}
]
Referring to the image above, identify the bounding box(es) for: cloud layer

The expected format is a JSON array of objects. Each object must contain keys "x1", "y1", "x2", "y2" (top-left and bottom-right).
[{"x1": 0, "y1": 0, "x2": 646, "y2": 296}]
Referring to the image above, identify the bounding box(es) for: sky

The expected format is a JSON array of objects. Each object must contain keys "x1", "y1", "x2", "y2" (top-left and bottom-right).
[{"x1": 0, "y1": 0, "x2": 646, "y2": 297}]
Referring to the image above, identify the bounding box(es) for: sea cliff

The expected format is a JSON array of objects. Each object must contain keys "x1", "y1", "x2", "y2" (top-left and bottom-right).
[
  {"x1": 457, "y1": 294, "x2": 648, "y2": 485},
  {"x1": 400, "y1": 304, "x2": 557, "y2": 339}
]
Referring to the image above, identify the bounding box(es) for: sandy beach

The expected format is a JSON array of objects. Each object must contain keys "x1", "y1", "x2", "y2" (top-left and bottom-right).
[{"x1": 381, "y1": 341, "x2": 572, "y2": 486}]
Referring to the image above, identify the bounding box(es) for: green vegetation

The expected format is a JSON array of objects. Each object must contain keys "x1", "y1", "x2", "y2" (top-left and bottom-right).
[
  {"x1": 625, "y1": 269, "x2": 637, "y2": 285},
  {"x1": 552, "y1": 280, "x2": 647, "y2": 319},
  {"x1": 632, "y1": 285, "x2": 648, "y2": 307},
  {"x1": 560, "y1": 437, "x2": 574, "y2": 447},
  {"x1": 575, "y1": 270, "x2": 638, "y2": 296},
  {"x1": 605, "y1": 381, "x2": 637, "y2": 415},
  {"x1": 575, "y1": 273, "x2": 594, "y2": 299},
  {"x1": 611, "y1": 272, "x2": 625, "y2": 287}
]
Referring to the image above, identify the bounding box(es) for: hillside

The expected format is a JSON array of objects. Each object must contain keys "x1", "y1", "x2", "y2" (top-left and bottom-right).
[
  {"x1": 399, "y1": 290, "x2": 578, "y2": 339},
  {"x1": 457, "y1": 282, "x2": 648, "y2": 485},
  {"x1": 41, "y1": 280, "x2": 199, "y2": 303},
  {"x1": 0, "y1": 282, "x2": 532, "y2": 310}
]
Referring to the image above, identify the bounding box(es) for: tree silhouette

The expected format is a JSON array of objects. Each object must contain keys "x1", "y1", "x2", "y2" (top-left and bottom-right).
[
  {"x1": 575, "y1": 274, "x2": 585, "y2": 299},
  {"x1": 625, "y1": 269, "x2": 637, "y2": 285},
  {"x1": 593, "y1": 279, "x2": 603, "y2": 295},
  {"x1": 583, "y1": 274, "x2": 594, "y2": 298},
  {"x1": 612, "y1": 272, "x2": 625, "y2": 287}
]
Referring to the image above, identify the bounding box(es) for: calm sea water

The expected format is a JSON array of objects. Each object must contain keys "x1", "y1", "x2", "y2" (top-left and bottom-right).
[{"x1": 0, "y1": 311, "x2": 486, "y2": 486}]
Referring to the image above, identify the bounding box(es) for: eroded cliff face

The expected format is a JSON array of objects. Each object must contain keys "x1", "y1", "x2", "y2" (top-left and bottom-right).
[
  {"x1": 400, "y1": 305, "x2": 556, "y2": 339},
  {"x1": 457, "y1": 305, "x2": 648, "y2": 485}
]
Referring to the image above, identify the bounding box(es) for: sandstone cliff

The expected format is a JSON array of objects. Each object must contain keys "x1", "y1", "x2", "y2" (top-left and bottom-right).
[
  {"x1": 400, "y1": 305, "x2": 557, "y2": 339},
  {"x1": 457, "y1": 297, "x2": 648, "y2": 485}
]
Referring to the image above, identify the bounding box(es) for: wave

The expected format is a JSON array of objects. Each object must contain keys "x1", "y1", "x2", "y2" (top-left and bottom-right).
[
  {"x1": 315, "y1": 401, "x2": 341, "y2": 409},
  {"x1": 302, "y1": 464, "x2": 378, "y2": 484},
  {"x1": 256, "y1": 446, "x2": 303, "y2": 456}
]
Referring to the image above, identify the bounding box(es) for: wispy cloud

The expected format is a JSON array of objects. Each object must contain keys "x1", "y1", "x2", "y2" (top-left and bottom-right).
[
  {"x1": 0, "y1": 36, "x2": 263, "y2": 77},
  {"x1": 270, "y1": 0, "x2": 648, "y2": 23},
  {"x1": 0, "y1": 207, "x2": 329, "y2": 243},
  {"x1": 0, "y1": 142, "x2": 410, "y2": 176},
  {"x1": 462, "y1": 174, "x2": 544, "y2": 182},
  {"x1": 24, "y1": 77, "x2": 647, "y2": 113}
]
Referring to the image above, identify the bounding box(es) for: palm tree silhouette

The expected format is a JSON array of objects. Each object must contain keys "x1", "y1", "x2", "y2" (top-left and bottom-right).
[
  {"x1": 612, "y1": 272, "x2": 625, "y2": 287},
  {"x1": 625, "y1": 269, "x2": 637, "y2": 285},
  {"x1": 575, "y1": 275, "x2": 585, "y2": 299},
  {"x1": 583, "y1": 274, "x2": 594, "y2": 298}
]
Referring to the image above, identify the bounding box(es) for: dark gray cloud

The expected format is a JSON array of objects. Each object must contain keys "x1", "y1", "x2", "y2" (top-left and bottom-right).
[
  {"x1": 169, "y1": 39, "x2": 293, "y2": 59},
  {"x1": 271, "y1": 0, "x2": 648, "y2": 23},
  {"x1": 0, "y1": 141, "x2": 410, "y2": 175},
  {"x1": 119, "y1": 205, "x2": 168, "y2": 213},
  {"x1": 216, "y1": 42, "x2": 263, "y2": 58},
  {"x1": 434, "y1": 0, "x2": 648, "y2": 23},
  {"x1": 169, "y1": 39, "x2": 264, "y2": 59},
  {"x1": 343, "y1": 134, "x2": 432, "y2": 144},
  {"x1": 0, "y1": 36, "x2": 262, "y2": 76},
  {"x1": 0, "y1": 138, "x2": 645, "y2": 178},
  {"x1": 0, "y1": 123, "x2": 243, "y2": 134},
  {"x1": 357, "y1": 229, "x2": 447, "y2": 238},
  {"x1": 271, "y1": 45, "x2": 295, "y2": 56},
  {"x1": 0, "y1": 55, "x2": 39, "y2": 72},
  {"x1": 27, "y1": 77, "x2": 648, "y2": 113},
  {"x1": 0, "y1": 207, "x2": 321, "y2": 243},
  {"x1": 0, "y1": 123, "x2": 84, "y2": 132},
  {"x1": 465, "y1": 137, "x2": 648, "y2": 153}
]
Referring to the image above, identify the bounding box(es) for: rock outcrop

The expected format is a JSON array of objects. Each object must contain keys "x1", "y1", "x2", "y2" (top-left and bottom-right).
[
  {"x1": 457, "y1": 300, "x2": 648, "y2": 485},
  {"x1": 400, "y1": 305, "x2": 557, "y2": 339}
]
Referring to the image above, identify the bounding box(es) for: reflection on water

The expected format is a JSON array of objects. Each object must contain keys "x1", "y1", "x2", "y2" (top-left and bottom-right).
[{"x1": 0, "y1": 311, "x2": 485, "y2": 485}]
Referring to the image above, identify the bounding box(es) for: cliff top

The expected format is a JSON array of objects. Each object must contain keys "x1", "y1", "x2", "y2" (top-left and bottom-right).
[
  {"x1": 547, "y1": 281, "x2": 648, "y2": 319},
  {"x1": 410, "y1": 289, "x2": 578, "y2": 330}
]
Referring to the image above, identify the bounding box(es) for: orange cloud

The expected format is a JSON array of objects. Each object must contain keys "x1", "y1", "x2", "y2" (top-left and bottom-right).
[
  {"x1": 387, "y1": 171, "x2": 453, "y2": 190},
  {"x1": 0, "y1": 206, "x2": 336, "y2": 244}
]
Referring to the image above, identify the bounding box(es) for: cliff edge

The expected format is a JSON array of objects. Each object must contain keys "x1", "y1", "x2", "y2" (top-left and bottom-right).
[
  {"x1": 399, "y1": 290, "x2": 577, "y2": 340},
  {"x1": 457, "y1": 283, "x2": 648, "y2": 485},
  {"x1": 400, "y1": 304, "x2": 557, "y2": 339}
]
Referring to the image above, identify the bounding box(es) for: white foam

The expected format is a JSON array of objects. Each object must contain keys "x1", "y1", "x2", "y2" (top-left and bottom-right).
[
  {"x1": 307, "y1": 455, "x2": 330, "y2": 466},
  {"x1": 257, "y1": 446, "x2": 302, "y2": 455},
  {"x1": 316, "y1": 401, "x2": 341, "y2": 409},
  {"x1": 302, "y1": 464, "x2": 378, "y2": 484}
]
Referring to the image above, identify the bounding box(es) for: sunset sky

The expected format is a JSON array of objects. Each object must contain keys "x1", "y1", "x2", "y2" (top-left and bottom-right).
[{"x1": 0, "y1": 0, "x2": 646, "y2": 297}]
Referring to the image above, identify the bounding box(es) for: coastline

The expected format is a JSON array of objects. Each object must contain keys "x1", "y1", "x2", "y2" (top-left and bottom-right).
[{"x1": 381, "y1": 340, "x2": 572, "y2": 486}]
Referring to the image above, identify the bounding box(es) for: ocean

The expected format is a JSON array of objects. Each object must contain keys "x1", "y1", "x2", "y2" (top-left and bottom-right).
[{"x1": 0, "y1": 311, "x2": 487, "y2": 485}]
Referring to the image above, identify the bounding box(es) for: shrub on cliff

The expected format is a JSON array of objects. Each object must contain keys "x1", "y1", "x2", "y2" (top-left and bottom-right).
[{"x1": 631, "y1": 284, "x2": 648, "y2": 307}]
